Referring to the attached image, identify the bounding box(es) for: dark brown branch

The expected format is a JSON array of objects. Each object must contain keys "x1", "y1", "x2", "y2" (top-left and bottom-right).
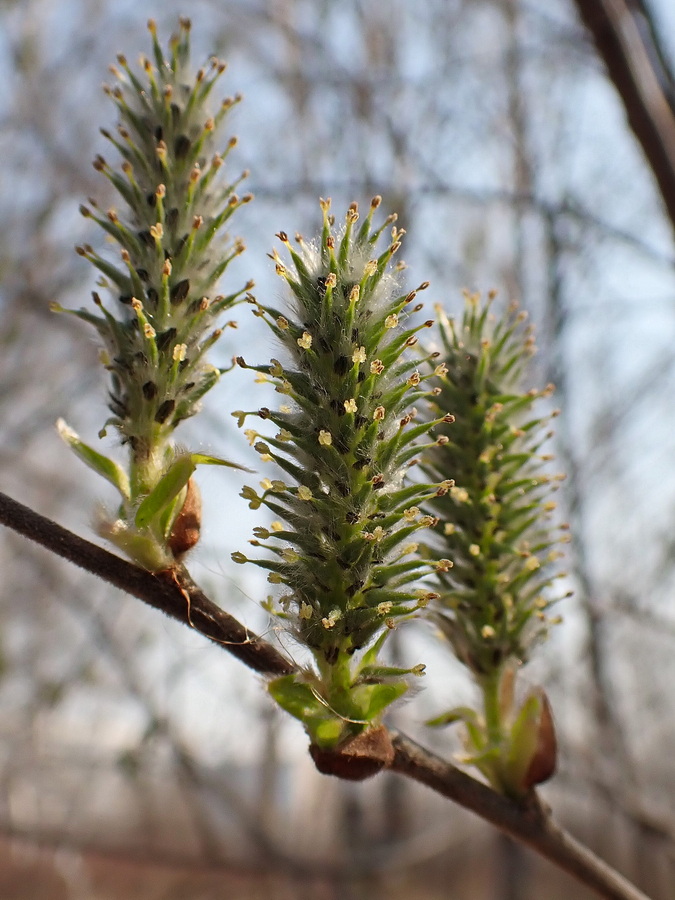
[
  {"x1": 0, "y1": 491, "x2": 294, "y2": 677},
  {"x1": 390, "y1": 732, "x2": 652, "y2": 900},
  {"x1": 0, "y1": 491, "x2": 653, "y2": 900},
  {"x1": 572, "y1": 0, "x2": 675, "y2": 234}
]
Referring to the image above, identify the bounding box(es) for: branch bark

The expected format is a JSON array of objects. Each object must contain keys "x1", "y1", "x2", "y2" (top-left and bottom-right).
[
  {"x1": 0, "y1": 491, "x2": 294, "y2": 677},
  {"x1": 572, "y1": 0, "x2": 675, "y2": 234},
  {"x1": 0, "y1": 491, "x2": 653, "y2": 900},
  {"x1": 390, "y1": 732, "x2": 651, "y2": 900}
]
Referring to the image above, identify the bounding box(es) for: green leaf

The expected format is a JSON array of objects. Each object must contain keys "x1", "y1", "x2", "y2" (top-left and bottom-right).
[
  {"x1": 135, "y1": 452, "x2": 250, "y2": 528},
  {"x1": 426, "y1": 705, "x2": 479, "y2": 728},
  {"x1": 135, "y1": 454, "x2": 195, "y2": 529},
  {"x1": 357, "y1": 630, "x2": 390, "y2": 673},
  {"x1": 268, "y1": 674, "x2": 353, "y2": 749},
  {"x1": 362, "y1": 681, "x2": 408, "y2": 720},
  {"x1": 98, "y1": 519, "x2": 172, "y2": 571},
  {"x1": 57, "y1": 419, "x2": 130, "y2": 499},
  {"x1": 503, "y1": 691, "x2": 542, "y2": 790},
  {"x1": 358, "y1": 664, "x2": 422, "y2": 680},
  {"x1": 313, "y1": 717, "x2": 345, "y2": 747},
  {"x1": 189, "y1": 452, "x2": 252, "y2": 470},
  {"x1": 268, "y1": 674, "x2": 327, "y2": 723}
]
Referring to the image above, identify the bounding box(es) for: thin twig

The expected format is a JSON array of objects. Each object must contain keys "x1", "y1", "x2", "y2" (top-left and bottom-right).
[
  {"x1": 390, "y1": 732, "x2": 651, "y2": 900},
  {"x1": 0, "y1": 491, "x2": 294, "y2": 677},
  {"x1": 0, "y1": 491, "x2": 654, "y2": 900}
]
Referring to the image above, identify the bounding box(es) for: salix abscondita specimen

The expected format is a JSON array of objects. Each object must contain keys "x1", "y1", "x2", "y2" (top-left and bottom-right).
[
  {"x1": 54, "y1": 18, "x2": 252, "y2": 571},
  {"x1": 422, "y1": 293, "x2": 570, "y2": 797},
  {"x1": 232, "y1": 198, "x2": 454, "y2": 766}
]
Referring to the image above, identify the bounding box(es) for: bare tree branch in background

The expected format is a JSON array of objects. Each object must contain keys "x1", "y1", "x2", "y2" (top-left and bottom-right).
[{"x1": 572, "y1": 0, "x2": 675, "y2": 231}]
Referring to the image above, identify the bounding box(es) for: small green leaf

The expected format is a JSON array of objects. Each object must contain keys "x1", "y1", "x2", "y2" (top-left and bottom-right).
[
  {"x1": 357, "y1": 630, "x2": 390, "y2": 673},
  {"x1": 57, "y1": 419, "x2": 130, "y2": 499},
  {"x1": 268, "y1": 674, "x2": 327, "y2": 722},
  {"x1": 268, "y1": 674, "x2": 351, "y2": 748},
  {"x1": 190, "y1": 452, "x2": 252, "y2": 470},
  {"x1": 358, "y1": 664, "x2": 423, "y2": 680},
  {"x1": 503, "y1": 692, "x2": 542, "y2": 790},
  {"x1": 135, "y1": 452, "x2": 250, "y2": 528},
  {"x1": 98, "y1": 518, "x2": 172, "y2": 571},
  {"x1": 426, "y1": 705, "x2": 480, "y2": 728},
  {"x1": 362, "y1": 681, "x2": 408, "y2": 720},
  {"x1": 135, "y1": 454, "x2": 195, "y2": 528},
  {"x1": 313, "y1": 717, "x2": 345, "y2": 747}
]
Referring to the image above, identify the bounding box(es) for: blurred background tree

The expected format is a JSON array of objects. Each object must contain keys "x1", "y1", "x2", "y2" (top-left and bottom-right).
[{"x1": 2, "y1": 1, "x2": 675, "y2": 897}]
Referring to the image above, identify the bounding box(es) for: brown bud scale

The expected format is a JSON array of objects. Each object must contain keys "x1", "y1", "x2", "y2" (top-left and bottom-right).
[{"x1": 309, "y1": 726, "x2": 394, "y2": 781}]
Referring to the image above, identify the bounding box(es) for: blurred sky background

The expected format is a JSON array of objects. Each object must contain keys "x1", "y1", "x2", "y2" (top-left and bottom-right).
[{"x1": 2, "y1": 1, "x2": 675, "y2": 897}]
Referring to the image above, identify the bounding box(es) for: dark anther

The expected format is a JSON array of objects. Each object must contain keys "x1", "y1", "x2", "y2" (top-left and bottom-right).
[
  {"x1": 351, "y1": 328, "x2": 359, "y2": 342},
  {"x1": 138, "y1": 229, "x2": 153, "y2": 246},
  {"x1": 316, "y1": 276, "x2": 327, "y2": 296},
  {"x1": 345, "y1": 511, "x2": 359, "y2": 524},
  {"x1": 136, "y1": 269, "x2": 149, "y2": 282},
  {"x1": 357, "y1": 371, "x2": 366, "y2": 383},
  {"x1": 146, "y1": 287, "x2": 159, "y2": 306},
  {"x1": 142, "y1": 381, "x2": 158, "y2": 400},
  {"x1": 167, "y1": 208, "x2": 179, "y2": 230},
  {"x1": 146, "y1": 194, "x2": 156, "y2": 209},
  {"x1": 108, "y1": 394, "x2": 128, "y2": 417},
  {"x1": 155, "y1": 399, "x2": 176, "y2": 424},
  {"x1": 324, "y1": 646, "x2": 339, "y2": 665},
  {"x1": 154, "y1": 125, "x2": 163, "y2": 142},
  {"x1": 352, "y1": 457, "x2": 370, "y2": 470},
  {"x1": 346, "y1": 580, "x2": 364, "y2": 598},
  {"x1": 180, "y1": 381, "x2": 195, "y2": 393},
  {"x1": 118, "y1": 294, "x2": 133, "y2": 305},
  {"x1": 175, "y1": 134, "x2": 191, "y2": 158},
  {"x1": 258, "y1": 407, "x2": 271, "y2": 419},
  {"x1": 322, "y1": 526, "x2": 341, "y2": 542},
  {"x1": 171, "y1": 103, "x2": 181, "y2": 122},
  {"x1": 171, "y1": 279, "x2": 190, "y2": 304},
  {"x1": 174, "y1": 235, "x2": 188, "y2": 257},
  {"x1": 156, "y1": 327, "x2": 177, "y2": 351},
  {"x1": 333, "y1": 356, "x2": 350, "y2": 376},
  {"x1": 355, "y1": 415, "x2": 368, "y2": 430}
]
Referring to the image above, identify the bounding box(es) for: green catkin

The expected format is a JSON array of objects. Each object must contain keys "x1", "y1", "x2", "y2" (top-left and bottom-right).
[
  {"x1": 233, "y1": 198, "x2": 451, "y2": 750},
  {"x1": 56, "y1": 19, "x2": 250, "y2": 570},
  {"x1": 422, "y1": 291, "x2": 569, "y2": 796}
]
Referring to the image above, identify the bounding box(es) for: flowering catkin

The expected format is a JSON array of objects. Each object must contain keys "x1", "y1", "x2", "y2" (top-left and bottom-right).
[
  {"x1": 422, "y1": 291, "x2": 568, "y2": 796},
  {"x1": 233, "y1": 198, "x2": 451, "y2": 750},
  {"x1": 56, "y1": 19, "x2": 250, "y2": 570}
]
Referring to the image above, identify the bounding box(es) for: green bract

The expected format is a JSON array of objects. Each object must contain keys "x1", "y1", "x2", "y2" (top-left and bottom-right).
[
  {"x1": 55, "y1": 18, "x2": 250, "y2": 570},
  {"x1": 422, "y1": 291, "x2": 568, "y2": 795},
  {"x1": 233, "y1": 198, "x2": 452, "y2": 749}
]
